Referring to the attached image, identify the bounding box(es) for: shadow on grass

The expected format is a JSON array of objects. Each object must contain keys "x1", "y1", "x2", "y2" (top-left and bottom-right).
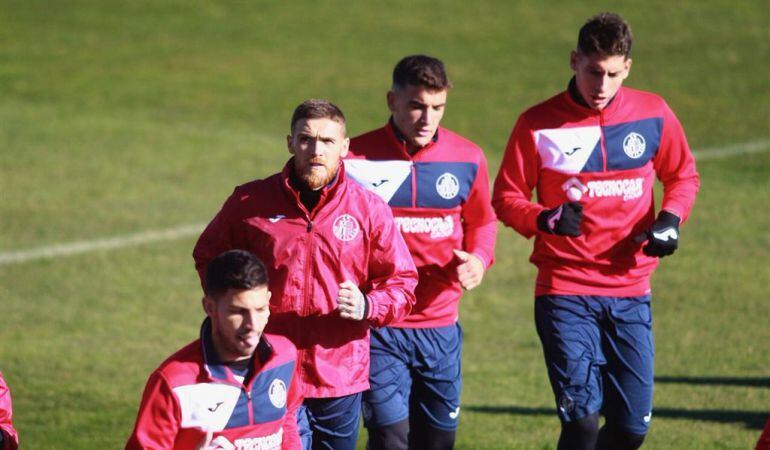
[
  {"x1": 655, "y1": 375, "x2": 770, "y2": 388},
  {"x1": 464, "y1": 405, "x2": 769, "y2": 430}
]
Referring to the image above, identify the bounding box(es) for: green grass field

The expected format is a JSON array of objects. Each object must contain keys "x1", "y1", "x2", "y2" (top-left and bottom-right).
[{"x1": 1, "y1": 1, "x2": 768, "y2": 448}]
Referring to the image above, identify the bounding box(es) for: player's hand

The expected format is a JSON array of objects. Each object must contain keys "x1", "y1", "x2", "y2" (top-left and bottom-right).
[
  {"x1": 453, "y1": 249, "x2": 485, "y2": 290},
  {"x1": 195, "y1": 429, "x2": 213, "y2": 450},
  {"x1": 337, "y1": 280, "x2": 367, "y2": 321},
  {"x1": 639, "y1": 210, "x2": 680, "y2": 257},
  {"x1": 537, "y1": 202, "x2": 583, "y2": 236}
]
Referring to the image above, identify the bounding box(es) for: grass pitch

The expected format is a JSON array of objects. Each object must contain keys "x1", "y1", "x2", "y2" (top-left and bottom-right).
[{"x1": 1, "y1": 1, "x2": 768, "y2": 448}]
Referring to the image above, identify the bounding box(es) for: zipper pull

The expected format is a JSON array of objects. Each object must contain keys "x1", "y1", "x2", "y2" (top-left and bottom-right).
[{"x1": 307, "y1": 221, "x2": 313, "y2": 232}]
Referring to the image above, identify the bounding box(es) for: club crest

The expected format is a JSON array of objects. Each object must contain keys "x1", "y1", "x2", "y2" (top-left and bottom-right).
[
  {"x1": 268, "y1": 379, "x2": 287, "y2": 408},
  {"x1": 623, "y1": 132, "x2": 646, "y2": 159},
  {"x1": 332, "y1": 214, "x2": 360, "y2": 242},
  {"x1": 436, "y1": 172, "x2": 460, "y2": 199}
]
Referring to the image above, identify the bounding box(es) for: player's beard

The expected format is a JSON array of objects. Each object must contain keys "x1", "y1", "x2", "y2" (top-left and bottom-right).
[{"x1": 295, "y1": 159, "x2": 339, "y2": 190}]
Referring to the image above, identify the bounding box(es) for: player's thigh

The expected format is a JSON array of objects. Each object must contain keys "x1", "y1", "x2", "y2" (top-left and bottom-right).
[
  {"x1": 303, "y1": 393, "x2": 362, "y2": 450},
  {"x1": 363, "y1": 327, "x2": 412, "y2": 428},
  {"x1": 411, "y1": 323, "x2": 463, "y2": 431},
  {"x1": 601, "y1": 295, "x2": 654, "y2": 435},
  {"x1": 535, "y1": 295, "x2": 605, "y2": 422}
]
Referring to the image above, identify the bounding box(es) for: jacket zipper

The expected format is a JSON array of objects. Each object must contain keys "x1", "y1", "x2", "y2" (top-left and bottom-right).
[
  {"x1": 410, "y1": 163, "x2": 417, "y2": 207},
  {"x1": 599, "y1": 111, "x2": 608, "y2": 172},
  {"x1": 296, "y1": 215, "x2": 314, "y2": 385}
]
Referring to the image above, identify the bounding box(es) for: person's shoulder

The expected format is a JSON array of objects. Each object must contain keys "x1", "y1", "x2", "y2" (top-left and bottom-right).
[
  {"x1": 234, "y1": 172, "x2": 282, "y2": 194},
  {"x1": 350, "y1": 125, "x2": 388, "y2": 145},
  {"x1": 263, "y1": 333, "x2": 297, "y2": 359},
  {"x1": 438, "y1": 127, "x2": 481, "y2": 149},
  {"x1": 620, "y1": 86, "x2": 669, "y2": 110},
  {"x1": 153, "y1": 340, "x2": 203, "y2": 385},
  {"x1": 348, "y1": 125, "x2": 391, "y2": 158},
  {"x1": 523, "y1": 90, "x2": 570, "y2": 118},
  {"x1": 341, "y1": 175, "x2": 392, "y2": 217}
]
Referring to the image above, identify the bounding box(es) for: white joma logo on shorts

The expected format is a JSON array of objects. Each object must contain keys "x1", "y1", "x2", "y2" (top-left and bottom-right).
[
  {"x1": 449, "y1": 406, "x2": 460, "y2": 419},
  {"x1": 643, "y1": 411, "x2": 652, "y2": 423}
]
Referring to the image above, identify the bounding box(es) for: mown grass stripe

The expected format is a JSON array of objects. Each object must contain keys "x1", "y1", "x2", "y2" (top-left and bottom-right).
[{"x1": 1, "y1": 138, "x2": 768, "y2": 267}]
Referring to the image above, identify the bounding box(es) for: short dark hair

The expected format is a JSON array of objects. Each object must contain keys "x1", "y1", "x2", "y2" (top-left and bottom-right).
[
  {"x1": 577, "y1": 12, "x2": 633, "y2": 58},
  {"x1": 290, "y1": 99, "x2": 346, "y2": 134},
  {"x1": 204, "y1": 250, "x2": 269, "y2": 299},
  {"x1": 392, "y1": 54, "x2": 452, "y2": 91}
]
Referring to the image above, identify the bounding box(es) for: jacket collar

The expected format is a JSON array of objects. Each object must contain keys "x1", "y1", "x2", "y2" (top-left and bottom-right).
[
  {"x1": 199, "y1": 317, "x2": 273, "y2": 383},
  {"x1": 565, "y1": 76, "x2": 624, "y2": 117},
  {"x1": 386, "y1": 118, "x2": 440, "y2": 158}
]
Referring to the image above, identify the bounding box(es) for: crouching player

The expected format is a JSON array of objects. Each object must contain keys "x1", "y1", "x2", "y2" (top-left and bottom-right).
[{"x1": 126, "y1": 250, "x2": 302, "y2": 450}]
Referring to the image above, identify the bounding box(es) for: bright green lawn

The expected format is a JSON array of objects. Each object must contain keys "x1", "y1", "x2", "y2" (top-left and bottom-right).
[{"x1": 1, "y1": 1, "x2": 768, "y2": 448}]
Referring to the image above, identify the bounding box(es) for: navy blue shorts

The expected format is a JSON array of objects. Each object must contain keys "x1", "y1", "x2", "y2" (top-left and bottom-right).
[
  {"x1": 297, "y1": 393, "x2": 361, "y2": 450},
  {"x1": 362, "y1": 323, "x2": 463, "y2": 431},
  {"x1": 535, "y1": 294, "x2": 654, "y2": 435}
]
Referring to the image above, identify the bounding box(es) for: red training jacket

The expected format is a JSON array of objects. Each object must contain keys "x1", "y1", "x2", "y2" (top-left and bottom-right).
[
  {"x1": 126, "y1": 325, "x2": 301, "y2": 450},
  {"x1": 493, "y1": 83, "x2": 699, "y2": 296},
  {"x1": 347, "y1": 122, "x2": 497, "y2": 327},
  {"x1": 0, "y1": 372, "x2": 18, "y2": 450},
  {"x1": 193, "y1": 161, "x2": 418, "y2": 398}
]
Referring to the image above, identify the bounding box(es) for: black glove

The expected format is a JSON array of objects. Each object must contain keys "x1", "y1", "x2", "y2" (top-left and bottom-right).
[
  {"x1": 537, "y1": 202, "x2": 583, "y2": 237},
  {"x1": 642, "y1": 210, "x2": 680, "y2": 257}
]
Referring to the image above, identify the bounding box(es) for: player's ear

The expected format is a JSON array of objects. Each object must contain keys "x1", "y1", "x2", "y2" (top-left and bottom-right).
[
  {"x1": 386, "y1": 90, "x2": 397, "y2": 113},
  {"x1": 202, "y1": 295, "x2": 216, "y2": 317},
  {"x1": 287, "y1": 134, "x2": 295, "y2": 155},
  {"x1": 340, "y1": 137, "x2": 350, "y2": 158},
  {"x1": 624, "y1": 57, "x2": 633, "y2": 78},
  {"x1": 569, "y1": 50, "x2": 579, "y2": 71}
]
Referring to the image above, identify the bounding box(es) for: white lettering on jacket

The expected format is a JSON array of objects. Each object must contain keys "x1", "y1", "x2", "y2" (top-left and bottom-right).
[
  {"x1": 394, "y1": 216, "x2": 454, "y2": 239},
  {"x1": 232, "y1": 428, "x2": 283, "y2": 450},
  {"x1": 586, "y1": 178, "x2": 644, "y2": 201}
]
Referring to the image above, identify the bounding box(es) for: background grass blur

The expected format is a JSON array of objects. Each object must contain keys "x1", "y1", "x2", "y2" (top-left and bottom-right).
[{"x1": 1, "y1": 1, "x2": 768, "y2": 448}]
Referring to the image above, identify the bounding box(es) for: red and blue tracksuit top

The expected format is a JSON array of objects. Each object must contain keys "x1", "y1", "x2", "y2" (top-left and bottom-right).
[
  {"x1": 193, "y1": 160, "x2": 418, "y2": 397},
  {"x1": 0, "y1": 372, "x2": 18, "y2": 450},
  {"x1": 126, "y1": 322, "x2": 301, "y2": 450},
  {"x1": 346, "y1": 122, "x2": 497, "y2": 328},
  {"x1": 493, "y1": 82, "x2": 699, "y2": 296}
]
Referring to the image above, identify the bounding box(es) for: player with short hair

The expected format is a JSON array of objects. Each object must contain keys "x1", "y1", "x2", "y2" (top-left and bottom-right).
[
  {"x1": 193, "y1": 99, "x2": 418, "y2": 450},
  {"x1": 346, "y1": 55, "x2": 497, "y2": 450},
  {"x1": 493, "y1": 12, "x2": 699, "y2": 450},
  {"x1": 126, "y1": 249, "x2": 302, "y2": 450},
  {"x1": 0, "y1": 372, "x2": 18, "y2": 450}
]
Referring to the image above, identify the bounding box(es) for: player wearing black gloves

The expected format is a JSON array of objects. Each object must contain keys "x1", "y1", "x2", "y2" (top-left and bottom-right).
[{"x1": 537, "y1": 202, "x2": 584, "y2": 236}]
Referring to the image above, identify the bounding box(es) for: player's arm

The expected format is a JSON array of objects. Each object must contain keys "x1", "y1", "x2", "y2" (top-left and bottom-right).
[
  {"x1": 0, "y1": 373, "x2": 18, "y2": 450},
  {"x1": 280, "y1": 364, "x2": 303, "y2": 450},
  {"x1": 653, "y1": 102, "x2": 700, "y2": 223},
  {"x1": 358, "y1": 200, "x2": 418, "y2": 327},
  {"x1": 640, "y1": 103, "x2": 700, "y2": 257},
  {"x1": 457, "y1": 152, "x2": 498, "y2": 290},
  {"x1": 492, "y1": 115, "x2": 548, "y2": 238},
  {"x1": 192, "y1": 189, "x2": 240, "y2": 289},
  {"x1": 125, "y1": 372, "x2": 181, "y2": 450}
]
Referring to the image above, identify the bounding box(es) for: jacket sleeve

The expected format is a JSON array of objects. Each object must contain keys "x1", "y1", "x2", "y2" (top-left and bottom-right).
[
  {"x1": 125, "y1": 372, "x2": 180, "y2": 450},
  {"x1": 280, "y1": 365, "x2": 303, "y2": 450},
  {"x1": 492, "y1": 114, "x2": 546, "y2": 238},
  {"x1": 192, "y1": 189, "x2": 239, "y2": 290},
  {"x1": 363, "y1": 199, "x2": 418, "y2": 327},
  {"x1": 654, "y1": 102, "x2": 700, "y2": 223},
  {"x1": 0, "y1": 373, "x2": 18, "y2": 450},
  {"x1": 461, "y1": 151, "x2": 498, "y2": 268}
]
